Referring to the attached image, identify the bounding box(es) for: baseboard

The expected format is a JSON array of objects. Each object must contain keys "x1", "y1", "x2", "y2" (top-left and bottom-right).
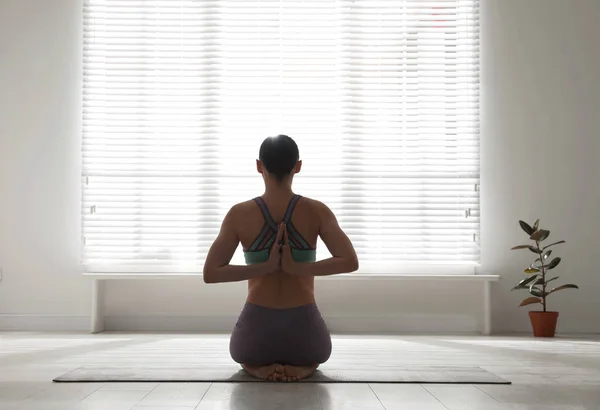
[
  {"x1": 2, "y1": 314, "x2": 598, "y2": 334},
  {"x1": 105, "y1": 315, "x2": 238, "y2": 333},
  {"x1": 104, "y1": 314, "x2": 478, "y2": 334},
  {"x1": 0, "y1": 314, "x2": 477, "y2": 333},
  {"x1": 326, "y1": 315, "x2": 478, "y2": 334},
  {"x1": 0, "y1": 315, "x2": 90, "y2": 331}
]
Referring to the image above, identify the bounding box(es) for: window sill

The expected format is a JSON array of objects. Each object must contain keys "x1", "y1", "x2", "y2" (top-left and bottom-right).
[{"x1": 83, "y1": 272, "x2": 499, "y2": 281}]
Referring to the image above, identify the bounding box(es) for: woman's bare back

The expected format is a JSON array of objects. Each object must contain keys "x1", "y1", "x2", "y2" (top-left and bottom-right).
[
  {"x1": 235, "y1": 195, "x2": 320, "y2": 309},
  {"x1": 202, "y1": 135, "x2": 358, "y2": 382}
]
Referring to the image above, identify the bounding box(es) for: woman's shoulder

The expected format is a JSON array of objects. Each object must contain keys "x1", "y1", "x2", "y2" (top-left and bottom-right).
[
  {"x1": 228, "y1": 199, "x2": 259, "y2": 219},
  {"x1": 297, "y1": 196, "x2": 333, "y2": 218},
  {"x1": 228, "y1": 195, "x2": 334, "y2": 220},
  {"x1": 233, "y1": 199, "x2": 257, "y2": 209},
  {"x1": 298, "y1": 195, "x2": 321, "y2": 207}
]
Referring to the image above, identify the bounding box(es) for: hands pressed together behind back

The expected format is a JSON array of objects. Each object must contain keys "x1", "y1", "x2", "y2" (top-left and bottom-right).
[{"x1": 265, "y1": 223, "x2": 302, "y2": 276}]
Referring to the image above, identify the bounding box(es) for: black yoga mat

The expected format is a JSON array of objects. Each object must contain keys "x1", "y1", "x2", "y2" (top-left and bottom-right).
[{"x1": 54, "y1": 365, "x2": 510, "y2": 384}]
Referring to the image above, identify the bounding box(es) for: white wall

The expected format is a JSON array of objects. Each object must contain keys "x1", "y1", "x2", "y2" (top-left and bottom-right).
[
  {"x1": 1, "y1": 0, "x2": 599, "y2": 333},
  {"x1": 481, "y1": 0, "x2": 600, "y2": 333},
  {"x1": 0, "y1": 0, "x2": 90, "y2": 330}
]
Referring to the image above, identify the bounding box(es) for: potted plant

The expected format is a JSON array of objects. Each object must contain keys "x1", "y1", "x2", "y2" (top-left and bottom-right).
[{"x1": 511, "y1": 219, "x2": 578, "y2": 337}]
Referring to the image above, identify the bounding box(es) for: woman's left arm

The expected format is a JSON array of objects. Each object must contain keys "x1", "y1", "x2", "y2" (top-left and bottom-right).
[
  {"x1": 203, "y1": 207, "x2": 282, "y2": 283},
  {"x1": 281, "y1": 204, "x2": 359, "y2": 277}
]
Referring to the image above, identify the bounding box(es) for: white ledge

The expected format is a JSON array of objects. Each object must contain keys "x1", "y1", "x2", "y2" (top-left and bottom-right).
[
  {"x1": 84, "y1": 272, "x2": 499, "y2": 281},
  {"x1": 85, "y1": 272, "x2": 499, "y2": 335}
]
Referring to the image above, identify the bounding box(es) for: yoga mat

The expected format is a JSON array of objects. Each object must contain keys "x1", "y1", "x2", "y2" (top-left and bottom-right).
[{"x1": 54, "y1": 365, "x2": 510, "y2": 384}]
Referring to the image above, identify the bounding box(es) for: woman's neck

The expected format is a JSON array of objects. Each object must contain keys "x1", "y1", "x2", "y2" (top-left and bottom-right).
[{"x1": 263, "y1": 180, "x2": 294, "y2": 200}]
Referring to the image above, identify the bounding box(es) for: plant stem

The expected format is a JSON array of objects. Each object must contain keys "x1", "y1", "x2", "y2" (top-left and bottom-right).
[{"x1": 537, "y1": 241, "x2": 546, "y2": 312}]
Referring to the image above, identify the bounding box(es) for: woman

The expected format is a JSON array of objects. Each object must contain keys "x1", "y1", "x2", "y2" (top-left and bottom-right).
[{"x1": 203, "y1": 135, "x2": 359, "y2": 382}]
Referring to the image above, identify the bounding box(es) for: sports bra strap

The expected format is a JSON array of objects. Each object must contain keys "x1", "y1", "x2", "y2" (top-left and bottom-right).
[
  {"x1": 249, "y1": 194, "x2": 313, "y2": 252},
  {"x1": 253, "y1": 194, "x2": 302, "y2": 229},
  {"x1": 253, "y1": 197, "x2": 278, "y2": 230},
  {"x1": 283, "y1": 194, "x2": 302, "y2": 224}
]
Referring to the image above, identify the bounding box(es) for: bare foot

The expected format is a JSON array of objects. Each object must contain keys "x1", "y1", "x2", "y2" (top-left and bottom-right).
[
  {"x1": 242, "y1": 363, "x2": 285, "y2": 381},
  {"x1": 281, "y1": 364, "x2": 319, "y2": 382}
]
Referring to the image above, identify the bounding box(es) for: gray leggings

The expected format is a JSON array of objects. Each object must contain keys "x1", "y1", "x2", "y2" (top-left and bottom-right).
[{"x1": 230, "y1": 302, "x2": 332, "y2": 367}]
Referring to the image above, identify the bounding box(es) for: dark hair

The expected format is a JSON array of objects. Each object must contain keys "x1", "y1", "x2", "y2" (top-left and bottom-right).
[{"x1": 258, "y1": 135, "x2": 299, "y2": 182}]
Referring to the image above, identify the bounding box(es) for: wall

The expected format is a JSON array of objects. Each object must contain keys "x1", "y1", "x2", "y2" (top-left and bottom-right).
[
  {"x1": 480, "y1": 0, "x2": 600, "y2": 332},
  {"x1": 0, "y1": 0, "x2": 90, "y2": 330},
  {"x1": 1, "y1": 0, "x2": 599, "y2": 333}
]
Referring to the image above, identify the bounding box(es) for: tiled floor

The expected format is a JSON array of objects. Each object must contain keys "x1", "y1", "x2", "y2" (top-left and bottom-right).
[{"x1": 0, "y1": 333, "x2": 599, "y2": 409}]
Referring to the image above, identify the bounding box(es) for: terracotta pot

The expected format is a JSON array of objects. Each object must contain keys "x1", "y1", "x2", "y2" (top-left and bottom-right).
[{"x1": 529, "y1": 311, "x2": 559, "y2": 337}]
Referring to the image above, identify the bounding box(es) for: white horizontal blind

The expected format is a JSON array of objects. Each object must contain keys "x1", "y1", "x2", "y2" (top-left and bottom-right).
[{"x1": 82, "y1": 0, "x2": 479, "y2": 274}]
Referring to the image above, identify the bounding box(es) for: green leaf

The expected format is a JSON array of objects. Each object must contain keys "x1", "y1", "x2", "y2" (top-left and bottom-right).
[
  {"x1": 529, "y1": 287, "x2": 544, "y2": 297},
  {"x1": 542, "y1": 240, "x2": 566, "y2": 250},
  {"x1": 524, "y1": 268, "x2": 540, "y2": 274},
  {"x1": 520, "y1": 296, "x2": 542, "y2": 307},
  {"x1": 547, "y1": 257, "x2": 561, "y2": 270},
  {"x1": 548, "y1": 284, "x2": 579, "y2": 295},
  {"x1": 546, "y1": 276, "x2": 559, "y2": 285},
  {"x1": 543, "y1": 250, "x2": 552, "y2": 260},
  {"x1": 511, "y1": 244, "x2": 539, "y2": 253},
  {"x1": 531, "y1": 260, "x2": 546, "y2": 268},
  {"x1": 519, "y1": 220, "x2": 535, "y2": 235},
  {"x1": 511, "y1": 245, "x2": 532, "y2": 250},
  {"x1": 532, "y1": 277, "x2": 545, "y2": 287},
  {"x1": 530, "y1": 230, "x2": 550, "y2": 242},
  {"x1": 512, "y1": 274, "x2": 539, "y2": 290},
  {"x1": 533, "y1": 219, "x2": 540, "y2": 231}
]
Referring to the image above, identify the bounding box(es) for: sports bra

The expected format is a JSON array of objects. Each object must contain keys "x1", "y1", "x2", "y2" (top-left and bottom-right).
[{"x1": 243, "y1": 194, "x2": 317, "y2": 265}]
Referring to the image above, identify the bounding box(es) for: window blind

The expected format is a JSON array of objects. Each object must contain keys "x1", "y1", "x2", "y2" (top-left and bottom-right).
[{"x1": 82, "y1": 0, "x2": 480, "y2": 274}]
